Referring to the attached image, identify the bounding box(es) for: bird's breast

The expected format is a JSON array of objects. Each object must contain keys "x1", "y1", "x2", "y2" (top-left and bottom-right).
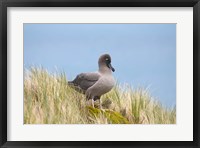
[
  {"x1": 101, "y1": 75, "x2": 115, "y2": 88},
  {"x1": 89, "y1": 75, "x2": 115, "y2": 96}
]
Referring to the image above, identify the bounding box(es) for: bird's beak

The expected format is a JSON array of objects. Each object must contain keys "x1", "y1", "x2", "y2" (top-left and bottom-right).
[{"x1": 108, "y1": 63, "x2": 115, "y2": 72}]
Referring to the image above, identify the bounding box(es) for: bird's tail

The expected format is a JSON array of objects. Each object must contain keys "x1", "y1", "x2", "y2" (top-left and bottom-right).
[
  {"x1": 67, "y1": 81, "x2": 85, "y2": 94},
  {"x1": 68, "y1": 81, "x2": 74, "y2": 86},
  {"x1": 68, "y1": 81, "x2": 78, "y2": 88}
]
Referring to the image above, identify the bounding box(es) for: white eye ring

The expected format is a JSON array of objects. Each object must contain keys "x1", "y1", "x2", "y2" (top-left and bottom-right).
[{"x1": 106, "y1": 58, "x2": 109, "y2": 61}]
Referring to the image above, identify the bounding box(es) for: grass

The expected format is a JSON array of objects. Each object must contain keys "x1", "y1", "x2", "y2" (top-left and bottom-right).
[{"x1": 24, "y1": 67, "x2": 176, "y2": 124}]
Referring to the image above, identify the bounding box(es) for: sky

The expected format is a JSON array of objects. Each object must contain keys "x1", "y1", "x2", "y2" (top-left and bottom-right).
[{"x1": 24, "y1": 24, "x2": 176, "y2": 107}]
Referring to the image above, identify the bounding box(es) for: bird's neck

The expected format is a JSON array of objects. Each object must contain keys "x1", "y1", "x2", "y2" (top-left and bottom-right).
[{"x1": 99, "y1": 66, "x2": 112, "y2": 74}]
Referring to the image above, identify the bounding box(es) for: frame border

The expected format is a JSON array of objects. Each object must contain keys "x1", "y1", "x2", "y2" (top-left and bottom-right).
[{"x1": 0, "y1": 0, "x2": 199, "y2": 147}]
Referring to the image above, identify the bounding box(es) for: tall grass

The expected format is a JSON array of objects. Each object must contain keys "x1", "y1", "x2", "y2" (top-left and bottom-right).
[{"x1": 24, "y1": 67, "x2": 176, "y2": 124}]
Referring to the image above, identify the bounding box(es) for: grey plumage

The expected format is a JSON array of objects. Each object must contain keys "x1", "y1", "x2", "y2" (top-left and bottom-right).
[
  {"x1": 68, "y1": 54, "x2": 115, "y2": 108},
  {"x1": 68, "y1": 72, "x2": 100, "y2": 94}
]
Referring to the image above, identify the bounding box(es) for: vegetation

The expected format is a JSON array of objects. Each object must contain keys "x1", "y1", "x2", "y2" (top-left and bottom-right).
[{"x1": 24, "y1": 67, "x2": 176, "y2": 124}]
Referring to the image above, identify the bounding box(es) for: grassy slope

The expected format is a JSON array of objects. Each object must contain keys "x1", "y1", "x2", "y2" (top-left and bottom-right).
[{"x1": 24, "y1": 67, "x2": 176, "y2": 124}]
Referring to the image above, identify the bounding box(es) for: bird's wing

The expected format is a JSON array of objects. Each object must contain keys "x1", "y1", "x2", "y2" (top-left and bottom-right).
[{"x1": 69, "y1": 72, "x2": 101, "y2": 92}]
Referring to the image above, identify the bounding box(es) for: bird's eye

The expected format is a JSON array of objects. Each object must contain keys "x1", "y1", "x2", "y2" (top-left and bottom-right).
[{"x1": 106, "y1": 58, "x2": 109, "y2": 61}]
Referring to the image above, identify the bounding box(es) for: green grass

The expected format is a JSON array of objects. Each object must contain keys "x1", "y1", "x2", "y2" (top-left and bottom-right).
[{"x1": 24, "y1": 67, "x2": 176, "y2": 124}]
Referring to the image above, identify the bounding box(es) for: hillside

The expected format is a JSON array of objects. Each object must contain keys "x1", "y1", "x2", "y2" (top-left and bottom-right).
[{"x1": 24, "y1": 67, "x2": 176, "y2": 124}]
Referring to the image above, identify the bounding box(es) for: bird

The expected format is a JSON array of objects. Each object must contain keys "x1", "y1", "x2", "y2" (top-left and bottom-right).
[{"x1": 68, "y1": 54, "x2": 115, "y2": 109}]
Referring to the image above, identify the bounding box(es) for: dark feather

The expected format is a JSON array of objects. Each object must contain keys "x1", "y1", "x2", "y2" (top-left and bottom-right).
[{"x1": 68, "y1": 73, "x2": 100, "y2": 94}]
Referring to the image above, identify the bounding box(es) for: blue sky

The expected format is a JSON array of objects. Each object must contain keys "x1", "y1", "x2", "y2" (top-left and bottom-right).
[{"x1": 24, "y1": 24, "x2": 176, "y2": 107}]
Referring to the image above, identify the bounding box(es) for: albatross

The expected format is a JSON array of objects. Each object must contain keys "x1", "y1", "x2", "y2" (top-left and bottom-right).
[{"x1": 68, "y1": 54, "x2": 115, "y2": 108}]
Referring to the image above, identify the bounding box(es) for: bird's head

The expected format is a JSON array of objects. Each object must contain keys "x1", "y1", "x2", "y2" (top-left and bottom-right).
[{"x1": 98, "y1": 54, "x2": 115, "y2": 72}]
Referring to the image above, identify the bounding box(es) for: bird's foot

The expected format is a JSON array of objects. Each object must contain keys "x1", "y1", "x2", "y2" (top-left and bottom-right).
[
  {"x1": 99, "y1": 99, "x2": 103, "y2": 110},
  {"x1": 91, "y1": 99, "x2": 95, "y2": 108}
]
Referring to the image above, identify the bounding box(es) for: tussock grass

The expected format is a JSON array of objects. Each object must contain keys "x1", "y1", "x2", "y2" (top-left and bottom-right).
[{"x1": 24, "y1": 67, "x2": 176, "y2": 124}]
